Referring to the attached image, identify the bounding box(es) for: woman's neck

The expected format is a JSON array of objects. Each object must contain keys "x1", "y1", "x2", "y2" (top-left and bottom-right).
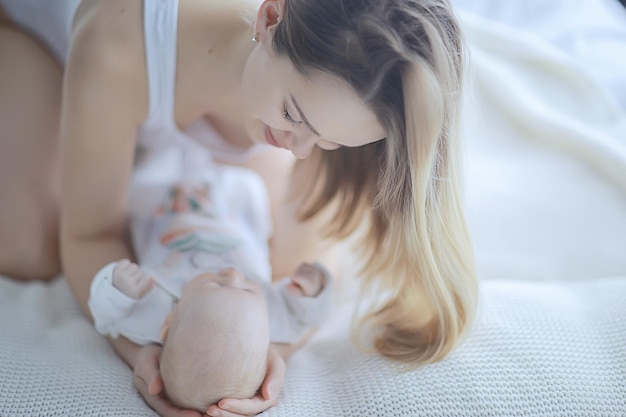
[
  {"x1": 176, "y1": 0, "x2": 258, "y2": 149},
  {"x1": 203, "y1": 28, "x2": 257, "y2": 149}
]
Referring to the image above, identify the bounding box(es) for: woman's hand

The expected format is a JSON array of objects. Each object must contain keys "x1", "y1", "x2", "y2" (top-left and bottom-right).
[
  {"x1": 206, "y1": 346, "x2": 286, "y2": 417},
  {"x1": 134, "y1": 344, "x2": 202, "y2": 417}
]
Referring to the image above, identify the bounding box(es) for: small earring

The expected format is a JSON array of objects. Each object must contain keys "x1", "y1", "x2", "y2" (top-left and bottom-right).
[{"x1": 251, "y1": 33, "x2": 259, "y2": 42}]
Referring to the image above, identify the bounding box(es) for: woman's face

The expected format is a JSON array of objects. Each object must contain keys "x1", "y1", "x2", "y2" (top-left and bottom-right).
[{"x1": 241, "y1": 42, "x2": 386, "y2": 159}]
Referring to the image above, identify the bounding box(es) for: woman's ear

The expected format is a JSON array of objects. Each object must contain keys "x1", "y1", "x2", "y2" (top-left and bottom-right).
[
  {"x1": 160, "y1": 310, "x2": 175, "y2": 342},
  {"x1": 254, "y1": 0, "x2": 286, "y2": 43}
]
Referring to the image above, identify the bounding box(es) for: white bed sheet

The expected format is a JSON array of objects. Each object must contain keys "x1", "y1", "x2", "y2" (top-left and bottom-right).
[{"x1": 1, "y1": 0, "x2": 626, "y2": 416}]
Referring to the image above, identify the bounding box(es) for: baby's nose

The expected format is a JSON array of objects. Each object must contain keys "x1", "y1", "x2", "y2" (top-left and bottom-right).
[{"x1": 220, "y1": 267, "x2": 245, "y2": 285}]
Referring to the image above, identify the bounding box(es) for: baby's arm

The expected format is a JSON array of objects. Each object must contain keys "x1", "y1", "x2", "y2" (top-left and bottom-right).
[
  {"x1": 265, "y1": 262, "x2": 333, "y2": 344},
  {"x1": 282, "y1": 262, "x2": 333, "y2": 328},
  {"x1": 87, "y1": 260, "x2": 153, "y2": 340}
]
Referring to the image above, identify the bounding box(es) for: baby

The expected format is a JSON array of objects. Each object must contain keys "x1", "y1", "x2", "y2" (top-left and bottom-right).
[
  {"x1": 92, "y1": 259, "x2": 329, "y2": 411},
  {"x1": 88, "y1": 163, "x2": 332, "y2": 412}
]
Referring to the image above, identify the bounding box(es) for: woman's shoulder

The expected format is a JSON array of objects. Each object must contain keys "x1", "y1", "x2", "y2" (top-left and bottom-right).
[
  {"x1": 62, "y1": 1, "x2": 149, "y2": 144},
  {"x1": 67, "y1": 1, "x2": 147, "y2": 98},
  {"x1": 68, "y1": 0, "x2": 146, "y2": 80},
  {"x1": 178, "y1": 0, "x2": 258, "y2": 29},
  {"x1": 72, "y1": 0, "x2": 143, "y2": 45},
  {"x1": 176, "y1": 0, "x2": 257, "y2": 58},
  {"x1": 69, "y1": 0, "x2": 257, "y2": 60}
]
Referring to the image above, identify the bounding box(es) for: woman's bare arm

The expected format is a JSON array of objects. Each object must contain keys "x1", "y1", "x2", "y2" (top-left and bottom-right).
[{"x1": 60, "y1": 1, "x2": 148, "y2": 317}]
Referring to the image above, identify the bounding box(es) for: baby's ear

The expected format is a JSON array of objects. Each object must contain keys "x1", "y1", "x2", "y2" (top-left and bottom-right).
[{"x1": 160, "y1": 310, "x2": 175, "y2": 342}]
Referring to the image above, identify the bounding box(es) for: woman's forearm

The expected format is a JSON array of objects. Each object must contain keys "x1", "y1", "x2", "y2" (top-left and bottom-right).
[
  {"x1": 108, "y1": 335, "x2": 141, "y2": 368},
  {"x1": 61, "y1": 234, "x2": 134, "y2": 319},
  {"x1": 62, "y1": 234, "x2": 143, "y2": 373}
]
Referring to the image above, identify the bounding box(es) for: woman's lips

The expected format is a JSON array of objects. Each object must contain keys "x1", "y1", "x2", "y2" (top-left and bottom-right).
[{"x1": 264, "y1": 125, "x2": 281, "y2": 148}]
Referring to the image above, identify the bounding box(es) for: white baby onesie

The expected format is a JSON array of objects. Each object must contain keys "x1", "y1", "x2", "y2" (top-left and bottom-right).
[{"x1": 88, "y1": 163, "x2": 332, "y2": 345}]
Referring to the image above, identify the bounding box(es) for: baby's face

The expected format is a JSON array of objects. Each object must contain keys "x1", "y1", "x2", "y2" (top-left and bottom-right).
[
  {"x1": 177, "y1": 267, "x2": 269, "y2": 339},
  {"x1": 184, "y1": 267, "x2": 264, "y2": 298}
]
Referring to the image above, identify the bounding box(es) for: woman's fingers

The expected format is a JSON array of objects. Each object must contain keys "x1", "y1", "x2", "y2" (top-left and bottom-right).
[
  {"x1": 207, "y1": 404, "x2": 249, "y2": 417},
  {"x1": 133, "y1": 345, "x2": 201, "y2": 417},
  {"x1": 263, "y1": 346, "x2": 286, "y2": 401},
  {"x1": 216, "y1": 347, "x2": 286, "y2": 416},
  {"x1": 135, "y1": 376, "x2": 199, "y2": 417},
  {"x1": 134, "y1": 345, "x2": 164, "y2": 395},
  {"x1": 216, "y1": 394, "x2": 276, "y2": 416}
]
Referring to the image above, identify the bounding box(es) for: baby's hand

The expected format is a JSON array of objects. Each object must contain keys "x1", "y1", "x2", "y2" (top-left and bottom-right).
[
  {"x1": 285, "y1": 263, "x2": 325, "y2": 297},
  {"x1": 112, "y1": 259, "x2": 154, "y2": 299}
]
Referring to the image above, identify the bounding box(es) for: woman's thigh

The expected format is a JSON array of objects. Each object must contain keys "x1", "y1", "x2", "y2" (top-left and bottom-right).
[{"x1": 0, "y1": 19, "x2": 63, "y2": 280}]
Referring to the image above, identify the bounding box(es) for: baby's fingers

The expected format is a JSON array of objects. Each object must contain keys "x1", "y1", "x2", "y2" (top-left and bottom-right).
[
  {"x1": 292, "y1": 262, "x2": 316, "y2": 277},
  {"x1": 290, "y1": 275, "x2": 319, "y2": 297},
  {"x1": 135, "y1": 274, "x2": 154, "y2": 297},
  {"x1": 114, "y1": 259, "x2": 132, "y2": 273},
  {"x1": 127, "y1": 262, "x2": 142, "y2": 275},
  {"x1": 285, "y1": 280, "x2": 305, "y2": 297},
  {"x1": 130, "y1": 267, "x2": 152, "y2": 284}
]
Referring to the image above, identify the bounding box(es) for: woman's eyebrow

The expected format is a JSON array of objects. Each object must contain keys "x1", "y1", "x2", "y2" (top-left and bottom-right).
[{"x1": 290, "y1": 94, "x2": 320, "y2": 137}]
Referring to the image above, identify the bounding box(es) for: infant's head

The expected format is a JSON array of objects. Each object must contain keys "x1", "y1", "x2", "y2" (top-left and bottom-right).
[{"x1": 159, "y1": 267, "x2": 270, "y2": 412}]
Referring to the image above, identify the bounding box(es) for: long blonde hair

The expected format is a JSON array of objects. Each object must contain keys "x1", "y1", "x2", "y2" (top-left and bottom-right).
[{"x1": 274, "y1": 0, "x2": 477, "y2": 365}]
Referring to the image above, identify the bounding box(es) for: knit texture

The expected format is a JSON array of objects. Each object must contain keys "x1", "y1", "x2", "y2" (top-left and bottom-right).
[
  {"x1": 1, "y1": 277, "x2": 625, "y2": 417},
  {"x1": 266, "y1": 278, "x2": 626, "y2": 417}
]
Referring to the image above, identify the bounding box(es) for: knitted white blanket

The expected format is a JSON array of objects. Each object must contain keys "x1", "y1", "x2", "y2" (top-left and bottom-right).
[
  {"x1": 2, "y1": 1, "x2": 626, "y2": 416},
  {"x1": 1, "y1": 276, "x2": 624, "y2": 417}
]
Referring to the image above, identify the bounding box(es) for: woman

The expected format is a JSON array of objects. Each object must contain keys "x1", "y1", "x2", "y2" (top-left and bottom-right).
[{"x1": 0, "y1": 0, "x2": 477, "y2": 415}]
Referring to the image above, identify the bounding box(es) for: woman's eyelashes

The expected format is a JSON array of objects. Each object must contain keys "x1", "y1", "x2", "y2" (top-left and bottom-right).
[
  {"x1": 280, "y1": 102, "x2": 341, "y2": 149},
  {"x1": 281, "y1": 103, "x2": 303, "y2": 128}
]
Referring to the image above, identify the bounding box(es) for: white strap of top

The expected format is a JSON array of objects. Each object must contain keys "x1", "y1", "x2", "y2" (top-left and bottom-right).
[{"x1": 143, "y1": 0, "x2": 179, "y2": 129}]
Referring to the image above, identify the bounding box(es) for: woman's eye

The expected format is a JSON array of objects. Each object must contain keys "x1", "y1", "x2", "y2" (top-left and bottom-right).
[{"x1": 282, "y1": 104, "x2": 303, "y2": 127}]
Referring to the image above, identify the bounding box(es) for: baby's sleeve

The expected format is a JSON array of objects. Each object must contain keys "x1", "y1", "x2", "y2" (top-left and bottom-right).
[
  {"x1": 87, "y1": 262, "x2": 140, "y2": 339},
  {"x1": 265, "y1": 263, "x2": 334, "y2": 344}
]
